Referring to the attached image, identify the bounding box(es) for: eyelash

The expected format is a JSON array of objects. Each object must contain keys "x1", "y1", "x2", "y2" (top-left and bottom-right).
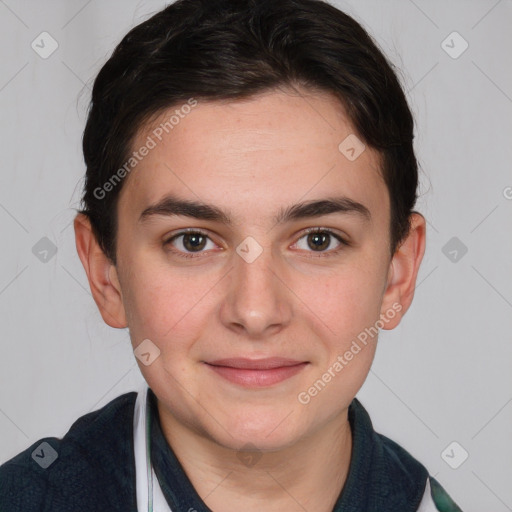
[{"x1": 163, "y1": 227, "x2": 349, "y2": 260}]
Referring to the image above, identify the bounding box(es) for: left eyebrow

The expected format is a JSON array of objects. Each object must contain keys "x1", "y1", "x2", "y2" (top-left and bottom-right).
[
  {"x1": 274, "y1": 197, "x2": 371, "y2": 224},
  {"x1": 138, "y1": 194, "x2": 371, "y2": 225}
]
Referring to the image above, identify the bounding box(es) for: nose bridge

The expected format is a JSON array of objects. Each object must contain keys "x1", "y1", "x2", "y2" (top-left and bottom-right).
[{"x1": 220, "y1": 236, "x2": 291, "y2": 336}]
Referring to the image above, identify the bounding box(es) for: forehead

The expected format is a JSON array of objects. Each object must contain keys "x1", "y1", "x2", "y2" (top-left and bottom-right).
[{"x1": 117, "y1": 88, "x2": 388, "y2": 226}]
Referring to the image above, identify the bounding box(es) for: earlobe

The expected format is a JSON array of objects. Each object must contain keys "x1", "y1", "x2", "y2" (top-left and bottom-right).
[
  {"x1": 380, "y1": 213, "x2": 426, "y2": 330},
  {"x1": 73, "y1": 213, "x2": 128, "y2": 329}
]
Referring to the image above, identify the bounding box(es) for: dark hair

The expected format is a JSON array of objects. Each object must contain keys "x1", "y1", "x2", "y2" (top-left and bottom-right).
[{"x1": 79, "y1": 0, "x2": 419, "y2": 265}]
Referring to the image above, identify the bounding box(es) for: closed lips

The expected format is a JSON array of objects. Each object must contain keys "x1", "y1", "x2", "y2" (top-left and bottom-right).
[{"x1": 206, "y1": 358, "x2": 307, "y2": 370}]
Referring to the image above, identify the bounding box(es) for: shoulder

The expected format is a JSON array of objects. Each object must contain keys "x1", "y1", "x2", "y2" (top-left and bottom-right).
[
  {"x1": 0, "y1": 391, "x2": 138, "y2": 512},
  {"x1": 347, "y1": 398, "x2": 429, "y2": 509},
  {"x1": 374, "y1": 434, "x2": 462, "y2": 511},
  {"x1": 346, "y1": 399, "x2": 462, "y2": 511}
]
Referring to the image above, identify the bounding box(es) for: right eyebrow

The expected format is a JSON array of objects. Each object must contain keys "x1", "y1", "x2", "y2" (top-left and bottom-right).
[{"x1": 139, "y1": 195, "x2": 233, "y2": 225}]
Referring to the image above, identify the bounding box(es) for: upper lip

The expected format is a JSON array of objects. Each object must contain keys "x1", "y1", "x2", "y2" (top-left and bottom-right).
[{"x1": 206, "y1": 357, "x2": 307, "y2": 370}]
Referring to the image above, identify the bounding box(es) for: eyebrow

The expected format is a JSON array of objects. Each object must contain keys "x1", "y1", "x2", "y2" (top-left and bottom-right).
[{"x1": 138, "y1": 194, "x2": 371, "y2": 226}]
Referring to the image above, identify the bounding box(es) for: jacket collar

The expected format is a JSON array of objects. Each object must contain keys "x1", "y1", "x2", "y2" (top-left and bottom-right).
[{"x1": 148, "y1": 388, "x2": 428, "y2": 512}]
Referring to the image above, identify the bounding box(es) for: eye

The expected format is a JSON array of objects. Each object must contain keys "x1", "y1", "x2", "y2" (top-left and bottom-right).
[
  {"x1": 293, "y1": 228, "x2": 348, "y2": 255},
  {"x1": 164, "y1": 229, "x2": 217, "y2": 258}
]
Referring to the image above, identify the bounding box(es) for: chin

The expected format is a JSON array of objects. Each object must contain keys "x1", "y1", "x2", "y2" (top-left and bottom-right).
[
  {"x1": 205, "y1": 410, "x2": 305, "y2": 453},
  {"x1": 221, "y1": 431, "x2": 300, "y2": 455}
]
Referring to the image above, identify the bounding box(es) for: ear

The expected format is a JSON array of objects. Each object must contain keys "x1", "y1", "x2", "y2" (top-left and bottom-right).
[
  {"x1": 73, "y1": 213, "x2": 128, "y2": 328},
  {"x1": 380, "y1": 212, "x2": 426, "y2": 329}
]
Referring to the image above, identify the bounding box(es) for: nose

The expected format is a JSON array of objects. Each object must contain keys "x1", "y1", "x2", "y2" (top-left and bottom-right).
[{"x1": 219, "y1": 241, "x2": 293, "y2": 339}]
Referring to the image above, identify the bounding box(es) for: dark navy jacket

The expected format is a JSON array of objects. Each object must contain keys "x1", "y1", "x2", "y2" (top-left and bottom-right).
[{"x1": 0, "y1": 389, "x2": 462, "y2": 511}]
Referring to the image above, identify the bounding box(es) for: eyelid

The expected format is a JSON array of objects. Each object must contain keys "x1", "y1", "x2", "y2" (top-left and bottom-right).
[
  {"x1": 296, "y1": 226, "x2": 348, "y2": 242},
  {"x1": 163, "y1": 227, "x2": 221, "y2": 253},
  {"x1": 165, "y1": 227, "x2": 211, "y2": 238}
]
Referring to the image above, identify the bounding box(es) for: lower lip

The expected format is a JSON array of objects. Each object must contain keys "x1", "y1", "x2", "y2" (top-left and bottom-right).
[{"x1": 206, "y1": 363, "x2": 308, "y2": 387}]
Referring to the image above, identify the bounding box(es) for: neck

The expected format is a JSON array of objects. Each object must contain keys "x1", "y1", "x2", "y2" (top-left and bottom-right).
[{"x1": 156, "y1": 403, "x2": 353, "y2": 512}]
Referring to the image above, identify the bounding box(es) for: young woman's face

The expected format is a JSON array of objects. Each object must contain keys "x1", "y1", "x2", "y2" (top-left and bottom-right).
[{"x1": 113, "y1": 88, "x2": 398, "y2": 451}]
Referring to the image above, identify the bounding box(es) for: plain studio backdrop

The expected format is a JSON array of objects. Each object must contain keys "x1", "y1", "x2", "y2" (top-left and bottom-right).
[{"x1": 0, "y1": 1, "x2": 511, "y2": 510}]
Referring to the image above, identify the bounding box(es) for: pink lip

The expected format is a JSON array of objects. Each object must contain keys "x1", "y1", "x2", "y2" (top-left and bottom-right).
[{"x1": 205, "y1": 358, "x2": 308, "y2": 387}]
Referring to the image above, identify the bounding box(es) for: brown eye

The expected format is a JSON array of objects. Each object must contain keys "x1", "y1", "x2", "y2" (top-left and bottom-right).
[
  {"x1": 164, "y1": 230, "x2": 216, "y2": 257},
  {"x1": 294, "y1": 228, "x2": 347, "y2": 255},
  {"x1": 182, "y1": 233, "x2": 207, "y2": 252},
  {"x1": 307, "y1": 232, "x2": 330, "y2": 251}
]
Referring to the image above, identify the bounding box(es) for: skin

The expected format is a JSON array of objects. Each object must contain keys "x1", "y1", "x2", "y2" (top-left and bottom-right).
[{"x1": 74, "y1": 86, "x2": 426, "y2": 512}]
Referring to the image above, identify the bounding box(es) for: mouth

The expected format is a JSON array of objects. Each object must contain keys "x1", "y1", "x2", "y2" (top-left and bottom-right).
[{"x1": 204, "y1": 357, "x2": 309, "y2": 387}]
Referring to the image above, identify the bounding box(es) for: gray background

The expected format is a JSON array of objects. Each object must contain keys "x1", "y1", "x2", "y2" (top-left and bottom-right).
[{"x1": 0, "y1": 1, "x2": 511, "y2": 510}]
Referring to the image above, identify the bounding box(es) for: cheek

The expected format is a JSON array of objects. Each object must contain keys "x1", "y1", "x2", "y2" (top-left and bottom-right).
[
  {"x1": 297, "y1": 272, "x2": 382, "y2": 410},
  {"x1": 299, "y1": 264, "x2": 384, "y2": 342},
  {"x1": 119, "y1": 257, "x2": 203, "y2": 341}
]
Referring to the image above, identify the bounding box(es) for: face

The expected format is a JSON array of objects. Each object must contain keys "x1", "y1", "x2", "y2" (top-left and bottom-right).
[{"x1": 110, "y1": 88, "x2": 399, "y2": 451}]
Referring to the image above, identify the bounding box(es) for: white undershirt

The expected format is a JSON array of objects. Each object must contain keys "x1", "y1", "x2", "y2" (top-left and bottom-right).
[{"x1": 133, "y1": 382, "x2": 173, "y2": 512}]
